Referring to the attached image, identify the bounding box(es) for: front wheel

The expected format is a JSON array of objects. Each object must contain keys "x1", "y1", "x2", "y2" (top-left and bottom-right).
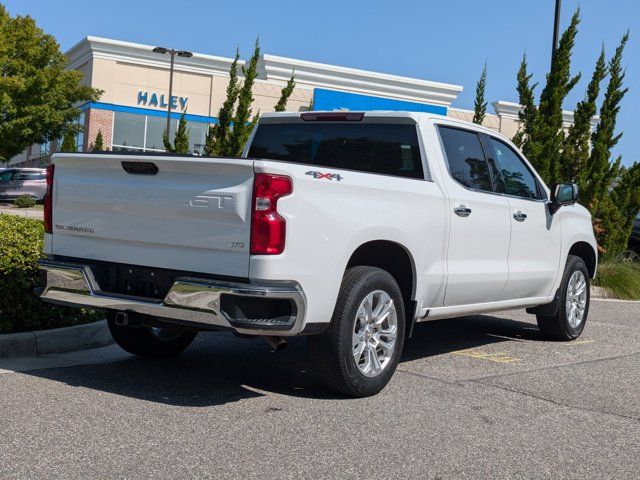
[
  {"x1": 107, "y1": 314, "x2": 197, "y2": 357},
  {"x1": 308, "y1": 266, "x2": 406, "y2": 397},
  {"x1": 537, "y1": 255, "x2": 590, "y2": 340}
]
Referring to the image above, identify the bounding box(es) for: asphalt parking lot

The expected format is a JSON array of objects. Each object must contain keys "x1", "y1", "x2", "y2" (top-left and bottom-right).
[{"x1": 1, "y1": 299, "x2": 638, "y2": 479}]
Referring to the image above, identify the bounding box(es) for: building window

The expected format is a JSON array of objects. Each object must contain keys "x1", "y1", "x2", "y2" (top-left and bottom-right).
[
  {"x1": 113, "y1": 112, "x2": 145, "y2": 150},
  {"x1": 39, "y1": 142, "x2": 50, "y2": 156},
  {"x1": 76, "y1": 111, "x2": 85, "y2": 152},
  {"x1": 187, "y1": 121, "x2": 207, "y2": 155},
  {"x1": 145, "y1": 116, "x2": 166, "y2": 151},
  {"x1": 112, "y1": 111, "x2": 208, "y2": 154}
]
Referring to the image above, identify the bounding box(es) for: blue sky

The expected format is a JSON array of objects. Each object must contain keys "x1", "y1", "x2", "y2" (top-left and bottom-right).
[{"x1": 5, "y1": 0, "x2": 639, "y2": 166}]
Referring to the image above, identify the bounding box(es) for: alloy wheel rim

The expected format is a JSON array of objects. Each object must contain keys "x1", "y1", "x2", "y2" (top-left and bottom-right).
[
  {"x1": 565, "y1": 270, "x2": 587, "y2": 328},
  {"x1": 352, "y1": 290, "x2": 398, "y2": 378}
]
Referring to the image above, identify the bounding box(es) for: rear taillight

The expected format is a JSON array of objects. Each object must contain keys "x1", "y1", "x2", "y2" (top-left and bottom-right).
[
  {"x1": 44, "y1": 164, "x2": 54, "y2": 234},
  {"x1": 250, "y1": 173, "x2": 292, "y2": 255}
]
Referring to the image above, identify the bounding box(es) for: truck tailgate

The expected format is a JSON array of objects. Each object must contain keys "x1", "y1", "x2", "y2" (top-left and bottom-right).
[{"x1": 50, "y1": 153, "x2": 254, "y2": 278}]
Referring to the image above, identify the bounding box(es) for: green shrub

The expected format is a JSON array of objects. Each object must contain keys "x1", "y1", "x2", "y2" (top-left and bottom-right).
[
  {"x1": 594, "y1": 258, "x2": 640, "y2": 300},
  {"x1": 14, "y1": 194, "x2": 36, "y2": 208},
  {"x1": 0, "y1": 214, "x2": 100, "y2": 334}
]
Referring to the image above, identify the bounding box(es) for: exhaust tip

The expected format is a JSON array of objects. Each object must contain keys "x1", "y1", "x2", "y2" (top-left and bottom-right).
[{"x1": 263, "y1": 336, "x2": 287, "y2": 352}]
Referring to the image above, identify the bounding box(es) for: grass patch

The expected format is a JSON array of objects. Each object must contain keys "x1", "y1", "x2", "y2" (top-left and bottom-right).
[{"x1": 594, "y1": 258, "x2": 640, "y2": 300}]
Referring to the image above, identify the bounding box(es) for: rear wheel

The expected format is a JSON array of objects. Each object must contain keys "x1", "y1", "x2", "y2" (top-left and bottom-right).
[
  {"x1": 308, "y1": 266, "x2": 405, "y2": 397},
  {"x1": 537, "y1": 255, "x2": 590, "y2": 340},
  {"x1": 107, "y1": 314, "x2": 197, "y2": 357}
]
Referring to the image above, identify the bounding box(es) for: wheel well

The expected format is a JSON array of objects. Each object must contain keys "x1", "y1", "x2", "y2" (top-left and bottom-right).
[
  {"x1": 569, "y1": 242, "x2": 597, "y2": 278},
  {"x1": 346, "y1": 241, "x2": 415, "y2": 320}
]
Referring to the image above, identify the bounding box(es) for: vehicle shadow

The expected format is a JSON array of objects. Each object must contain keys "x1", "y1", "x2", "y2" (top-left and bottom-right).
[{"x1": 22, "y1": 314, "x2": 543, "y2": 406}]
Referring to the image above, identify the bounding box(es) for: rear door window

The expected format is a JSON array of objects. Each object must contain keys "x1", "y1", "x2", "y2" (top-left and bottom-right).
[
  {"x1": 248, "y1": 122, "x2": 424, "y2": 179},
  {"x1": 438, "y1": 126, "x2": 493, "y2": 191}
]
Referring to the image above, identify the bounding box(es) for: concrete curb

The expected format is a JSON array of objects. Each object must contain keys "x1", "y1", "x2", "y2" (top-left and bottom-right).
[
  {"x1": 590, "y1": 285, "x2": 615, "y2": 299},
  {"x1": 0, "y1": 320, "x2": 113, "y2": 358}
]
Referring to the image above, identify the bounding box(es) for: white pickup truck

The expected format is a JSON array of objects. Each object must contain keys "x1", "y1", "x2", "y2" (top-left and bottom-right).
[{"x1": 37, "y1": 111, "x2": 597, "y2": 397}]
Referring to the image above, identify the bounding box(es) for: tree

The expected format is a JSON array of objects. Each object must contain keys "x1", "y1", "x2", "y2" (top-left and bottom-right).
[
  {"x1": 205, "y1": 48, "x2": 240, "y2": 156},
  {"x1": 514, "y1": 9, "x2": 581, "y2": 183},
  {"x1": 472, "y1": 63, "x2": 487, "y2": 125},
  {"x1": 0, "y1": 6, "x2": 101, "y2": 162},
  {"x1": 60, "y1": 129, "x2": 76, "y2": 152},
  {"x1": 537, "y1": 9, "x2": 581, "y2": 184},
  {"x1": 204, "y1": 124, "x2": 217, "y2": 156},
  {"x1": 513, "y1": 54, "x2": 541, "y2": 153},
  {"x1": 228, "y1": 38, "x2": 261, "y2": 157},
  {"x1": 583, "y1": 33, "x2": 628, "y2": 209},
  {"x1": 163, "y1": 110, "x2": 190, "y2": 154},
  {"x1": 274, "y1": 71, "x2": 296, "y2": 112},
  {"x1": 582, "y1": 33, "x2": 635, "y2": 256},
  {"x1": 92, "y1": 129, "x2": 104, "y2": 151},
  {"x1": 560, "y1": 48, "x2": 607, "y2": 183}
]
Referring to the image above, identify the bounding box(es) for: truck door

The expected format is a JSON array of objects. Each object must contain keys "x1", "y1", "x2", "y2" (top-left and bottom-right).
[
  {"x1": 483, "y1": 135, "x2": 562, "y2": 299},
  {"x1": 437, "y1": 126, "x2": 511, "y2": 306}
]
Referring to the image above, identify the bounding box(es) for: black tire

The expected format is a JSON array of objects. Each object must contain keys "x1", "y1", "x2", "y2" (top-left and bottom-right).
[
  {"x1": 537, "y1": 255, "x2": 590, "y2": 341},
  {"x1": 107, "y1": 315, "x2": 197, "y2": 358},
  {"x1": 308, "y1": 266, "x2": 406, "y2": 397}
]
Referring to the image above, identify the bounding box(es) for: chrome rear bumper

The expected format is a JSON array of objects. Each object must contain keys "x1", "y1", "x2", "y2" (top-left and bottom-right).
[{"x1": 36, "y1": 259, "x2": 306, "y2": 336}]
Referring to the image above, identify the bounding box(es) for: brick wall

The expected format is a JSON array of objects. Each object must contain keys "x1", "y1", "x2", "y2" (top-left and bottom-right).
[{"x1": 85, "y1": 108, "x2": 114, "y2": 150}]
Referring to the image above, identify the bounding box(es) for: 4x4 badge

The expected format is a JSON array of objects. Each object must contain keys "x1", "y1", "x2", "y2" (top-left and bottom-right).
[{"x1": 306, "y1": 171, "x2": 343, "y2": 182}]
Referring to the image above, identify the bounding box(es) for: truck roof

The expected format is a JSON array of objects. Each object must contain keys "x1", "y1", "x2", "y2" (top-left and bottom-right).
[{"x1": 260, "y1": 110, "x2": 428, "y2": 122}]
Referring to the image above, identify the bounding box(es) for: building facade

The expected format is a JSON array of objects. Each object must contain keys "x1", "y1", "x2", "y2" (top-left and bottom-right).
[{"x1": 8, "y1": 36, "x2": 584, "y2": 167}]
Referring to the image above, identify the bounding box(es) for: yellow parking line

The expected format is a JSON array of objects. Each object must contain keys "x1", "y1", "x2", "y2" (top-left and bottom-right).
[{"x1": 451, "y1": 348, "x2": 519, "y2": 363}]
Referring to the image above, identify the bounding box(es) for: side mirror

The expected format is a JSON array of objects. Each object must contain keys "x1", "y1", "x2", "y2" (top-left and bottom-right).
[{"x1": 549, "y1": 183, "x2": 579, "y2": 214}]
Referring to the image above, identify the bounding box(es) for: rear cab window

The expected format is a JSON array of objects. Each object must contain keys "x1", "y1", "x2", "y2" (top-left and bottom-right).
[
  {"x1": 248, "y1": 122, "x2": 424, "y2": 180},
  {"x1": 437, "y1": 126, "x2": 494, "y2": 191}
]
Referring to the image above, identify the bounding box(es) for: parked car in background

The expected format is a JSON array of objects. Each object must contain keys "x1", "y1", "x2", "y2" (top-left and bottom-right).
[
  {"x1": 629, "y1": 213, "x2": 640, "y2": 253},
  {"x1": 0, "y1": 168, "x2": 47, "y2": 202}
]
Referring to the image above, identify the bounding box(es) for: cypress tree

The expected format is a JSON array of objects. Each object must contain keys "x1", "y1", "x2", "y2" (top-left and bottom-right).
[
  {"x1": 513, "y1": 54, "x2": 542, "y2": 159},
  {"x1": 583, "y1": 32, "x2": 631, "y2": 256},
  {"x1": 583, "y1": 32, "x2": 629, "y2": 209},
  {"x1": 162, "y1": 129, "x2": 172, "y2": 152},
  {"x1": 560, "y1": 48, "x2": 607, "y2": 184},
  {"x1": 537, "y1": 9, "x2": 581, "y2": 184},
  {"x1": 514, "y1": 10, "x2": 580, "y2": 183},
  {"x1": 173, "y1": 111, "x2": 190, "y2": 153},
  {"x1": 228, "y1": 38, "x2": 260, "y2": 157},
  {"x1": 163, "y1": 111, "x2": 190, "y2": 153},
  {"x1": 60, "y1": 129, "x2": 77, "y2": 152},
  {"x1": 93, "y1": 129, "x2": 104, "y2": 151},
  {"x1": 204, "y1": 124, "x2": 217, "y2": 156},
  {"x1": 274, "y1": 71, "x2": 296, "y2": 112},
  {"x1": 472, "y1": 63, "x2": 487, "y2": 125},
  {"x1": 209, "y1": 48, "x2": 241, "y2": 156}
]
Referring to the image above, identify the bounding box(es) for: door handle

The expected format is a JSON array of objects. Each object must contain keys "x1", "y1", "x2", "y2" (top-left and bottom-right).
[
  {"x1": 454, "y1": 205, "x2": 472, "y2": 217},
  {"x1": 513, "y1": 211, "x2": 527, "y2": 222}
]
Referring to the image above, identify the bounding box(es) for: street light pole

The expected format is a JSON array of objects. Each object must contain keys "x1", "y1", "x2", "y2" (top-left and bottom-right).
[
  {"x1": 551, "y1": 0, "x2": 562, "y2": 67},
  {"x1": 152, "y1": 46, "x2": 193, "y2": 139},
  {"x1": 166, "y1": 51, "x2": 176, "y2": 136}
]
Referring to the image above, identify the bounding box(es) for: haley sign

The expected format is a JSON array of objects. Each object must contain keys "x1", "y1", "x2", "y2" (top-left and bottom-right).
[{"x1": 137, "y1": 91, "x2": 188, "y2": 110}]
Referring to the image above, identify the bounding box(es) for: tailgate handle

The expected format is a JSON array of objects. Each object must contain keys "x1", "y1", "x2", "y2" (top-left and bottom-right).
[{"x1": 121, "y1": 161, "x2": 158, "y2": 175}]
